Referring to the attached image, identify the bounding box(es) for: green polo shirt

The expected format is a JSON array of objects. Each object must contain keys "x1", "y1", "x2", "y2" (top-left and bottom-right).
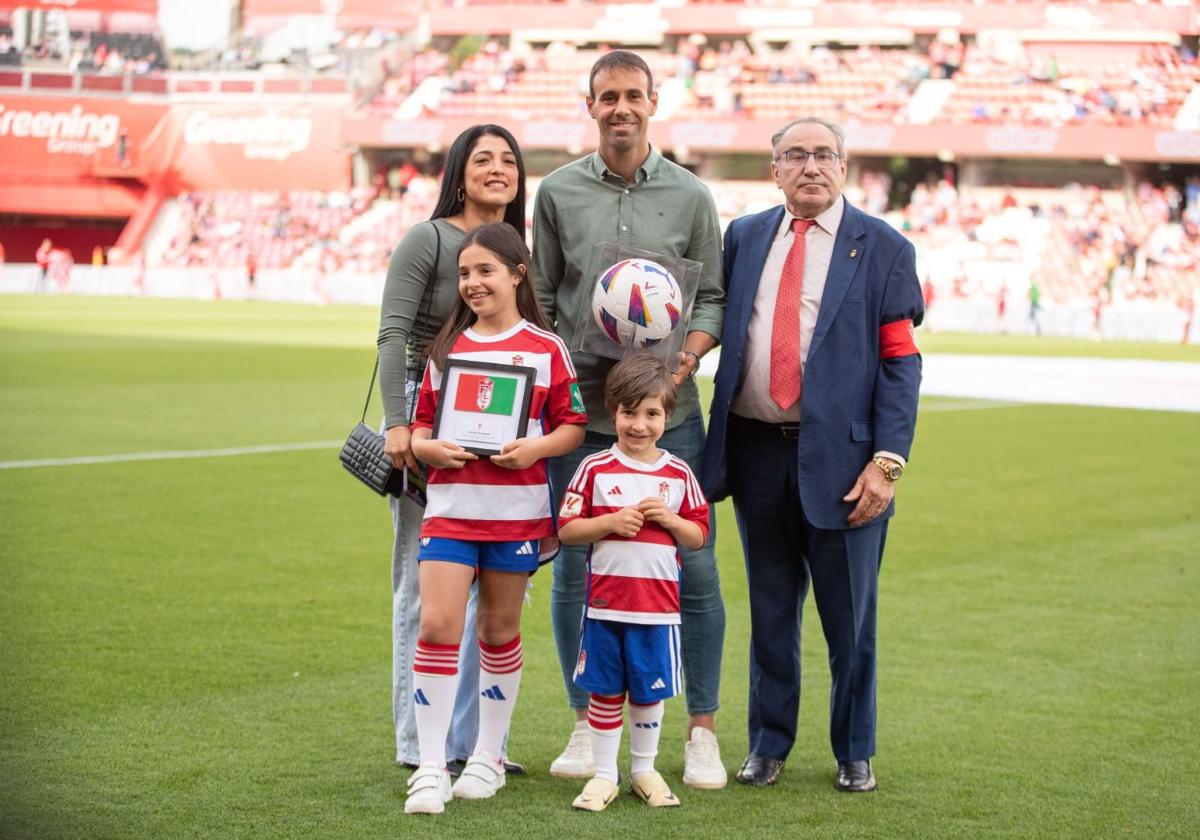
[{"x1": 531, "y1": 148, "x2": 724, "y2": 435}]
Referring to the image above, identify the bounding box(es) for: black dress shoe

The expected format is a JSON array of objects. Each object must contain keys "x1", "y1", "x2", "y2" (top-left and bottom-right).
[
  {"x1": 736, "y1": 754, "x2": 785, "y2": 786},
  {"x1": 835, "y1": 760, "x2": 877, "y2": 792}
]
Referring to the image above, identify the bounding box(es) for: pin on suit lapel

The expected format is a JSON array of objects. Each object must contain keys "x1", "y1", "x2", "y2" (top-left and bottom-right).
[{"x1": 808, "y1": 204, "x2": 867, "y2": 362}]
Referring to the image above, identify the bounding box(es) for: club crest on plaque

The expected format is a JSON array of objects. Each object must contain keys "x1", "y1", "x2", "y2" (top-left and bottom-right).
[{"x1": 476, "y1": 377, "x2": 494, "y2": 411}]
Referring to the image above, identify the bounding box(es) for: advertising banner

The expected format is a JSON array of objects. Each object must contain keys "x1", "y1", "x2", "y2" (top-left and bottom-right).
[
  {"x1": 166, "y1": 102, "x2": 351, "y2": 191},
  {"x1": 0, "y1": 95, "x2": 350, "y2": 215},
  {"x1": 0, "y1": 96, "x2": 165, "y2": 216}
]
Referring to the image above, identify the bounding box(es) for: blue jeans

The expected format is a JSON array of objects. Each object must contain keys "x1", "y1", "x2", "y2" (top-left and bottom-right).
[{"x1": 548, "y1": 411, "x2": 726, "y2": 714}]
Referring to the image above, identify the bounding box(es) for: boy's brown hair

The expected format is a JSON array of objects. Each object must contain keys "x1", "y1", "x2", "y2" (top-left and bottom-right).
[{"x1": 603, "y1": 354, "x2": 677, "y2": 417}]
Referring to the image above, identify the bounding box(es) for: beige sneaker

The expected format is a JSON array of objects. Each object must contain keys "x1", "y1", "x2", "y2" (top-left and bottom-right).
[
  {"x1": 631, "y1": 770, "x2": 681, "y2": 807},
  {"x1": 549, "y1": 720, "x2": 594, "y2": 779},
  {"x1": 683, "y1": 726, "x2": 728, "y2": 789},
  {"x1": 571, "y1": 776, "x2": 620, "y2": 812}
]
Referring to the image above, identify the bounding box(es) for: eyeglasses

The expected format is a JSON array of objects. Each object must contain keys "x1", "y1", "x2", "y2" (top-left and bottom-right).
[{"x1": 778, "y1": 148, "x2": 840, "y2": 168}]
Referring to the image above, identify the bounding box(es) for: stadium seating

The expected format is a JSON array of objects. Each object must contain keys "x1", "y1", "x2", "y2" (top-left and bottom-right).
[
  {"x1": 155, "y1": 188, "x2": 380, "y2": 272},
  {"x1": 903, "y1": 181, "x2": 1198, "y2": 325},
  {"x1": 940, "y1": 43, "x2": 1199, "y2": 128}
]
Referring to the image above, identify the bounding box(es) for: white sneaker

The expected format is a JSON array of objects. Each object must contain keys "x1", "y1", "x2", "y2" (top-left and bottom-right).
[
  {"x1": 452, "y1": 752, "x2": 507, "y2": 800},
  {"x1": 549, "y1": 720, "x2": 595, "y2": 779},
  {"x1": 683, "y1": 726, "x2": 727, "y2": 789},
  {"x1": 405, "y1": 763, "x2": 452, "y2": 815}
]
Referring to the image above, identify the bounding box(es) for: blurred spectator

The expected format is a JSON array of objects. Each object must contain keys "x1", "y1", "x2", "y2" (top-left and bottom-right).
[{"x1": 36, "y1": 239, "x2": 52, "y2": 285}]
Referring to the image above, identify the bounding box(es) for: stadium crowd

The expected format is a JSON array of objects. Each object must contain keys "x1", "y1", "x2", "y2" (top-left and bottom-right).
[
  {"x1": 0, "y1": 25, "x2": 164, "y2": 74},
  {"x1": 147, "y1": 169, "x2": 1198, "y2": 344},
  {"x1": 366, "y1": 37, "x2": 1198, "y2": 128}
]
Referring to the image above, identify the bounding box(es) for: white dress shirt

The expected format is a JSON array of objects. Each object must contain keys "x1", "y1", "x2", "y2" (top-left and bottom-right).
[
  {"x1": 730, "y1": 195, "x2": 906, "y2": 467},
  {"x1": 731, "y1": 196, "x2": 844, "y2": 424}
]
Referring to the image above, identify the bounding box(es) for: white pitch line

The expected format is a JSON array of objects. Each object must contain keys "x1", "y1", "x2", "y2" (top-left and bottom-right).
[
  {"x1": 1, "y1": 398, "x2": 1025, "y2": 471},
  {"x1": 921, "y1": 399, "x2": 1030, "y2": 412},
  {"x1": 0, "y1": 440, "x2": 342, "y2": 470}
]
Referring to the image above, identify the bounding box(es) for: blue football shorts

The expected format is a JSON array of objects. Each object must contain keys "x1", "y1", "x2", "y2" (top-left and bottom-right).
[
  {"x1": 573, "y1": 618, "x2": 681, "y2": 704},
  {"x1": 417, "y1": 536, "x2": 540, "y2": 573}
]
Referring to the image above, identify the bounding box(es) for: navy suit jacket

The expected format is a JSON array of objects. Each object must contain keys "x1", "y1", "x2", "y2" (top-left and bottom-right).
[{"x1": 701, "y1": 200, "x2": 924, "y2": 531}]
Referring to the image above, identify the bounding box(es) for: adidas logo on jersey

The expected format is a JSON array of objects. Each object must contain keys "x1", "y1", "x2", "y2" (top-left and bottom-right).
[
  {"x1": 609, "y1": 485, "x2": 623, "y2": 496},
  {"x1": 413, "y1": 688, "x2": 431, "y2": 706},
  {"x1": 650, "y1": 678, "x2": 666, "y2": 690},
  {"x1": 516, "y1": 541, "x2": 534, "y2": 556},
  {"x1": 481, "y1": 685, "x2": 507, "y2": 701}
]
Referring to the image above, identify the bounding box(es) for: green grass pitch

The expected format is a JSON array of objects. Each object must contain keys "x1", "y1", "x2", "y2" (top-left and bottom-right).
[{"x1": 1, "y1": 296, "x2": 1197, "y2": 839}]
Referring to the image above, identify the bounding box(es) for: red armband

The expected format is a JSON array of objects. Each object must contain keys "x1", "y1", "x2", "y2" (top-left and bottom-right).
[{"x1": 879, "y1": 319, "x2": 919, "y2": 359}]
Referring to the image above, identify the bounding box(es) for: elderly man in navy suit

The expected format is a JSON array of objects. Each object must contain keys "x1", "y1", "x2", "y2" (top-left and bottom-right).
[{"x1": 702, "y1": 117, "x2": 923, "y2": 792}]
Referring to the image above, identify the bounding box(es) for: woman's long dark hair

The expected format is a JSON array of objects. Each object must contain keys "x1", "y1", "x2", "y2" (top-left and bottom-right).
[
  {"x1": 428, "y1": 223, "x2": 552, "y2": 370},
  {"x1": 429, "y1": 124, "x2": 527, "y2": 234}
]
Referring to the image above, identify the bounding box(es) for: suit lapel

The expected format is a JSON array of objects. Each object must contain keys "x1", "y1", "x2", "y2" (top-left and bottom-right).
[
  {"x1": 733, "y1": 206, "x2": 786, "y2": 340},
  {"x1": 809, "y1": 202, "x2": 867, "y2": 362}
]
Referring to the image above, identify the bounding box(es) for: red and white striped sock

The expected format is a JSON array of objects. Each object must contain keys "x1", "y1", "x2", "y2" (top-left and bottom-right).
[
  {"x1": 475, "y1": 635, "x2": 523, "y2": 760},
  {"x1": 412, "y1": 639, "x2": 459, "y2": 768},
  {"x1": 588, "y1": 692, "x2": 625, "y2": 783},
  {"x1": 629, "y1": 700, "x2": 664, "y2": 776}
]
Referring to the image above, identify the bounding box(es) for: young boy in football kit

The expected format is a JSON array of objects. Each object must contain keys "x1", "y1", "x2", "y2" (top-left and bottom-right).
[{"x1": 557, "y1": 354, "x2": 710, "y2": 811}]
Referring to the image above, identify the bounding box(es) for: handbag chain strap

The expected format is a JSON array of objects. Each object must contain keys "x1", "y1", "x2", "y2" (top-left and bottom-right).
[
  {"x1": 360, "y1": 356, "x2": 380, "y2": 425},
  {"x1": 361, "y1": 220, "x2": 442, "y2": 426}
]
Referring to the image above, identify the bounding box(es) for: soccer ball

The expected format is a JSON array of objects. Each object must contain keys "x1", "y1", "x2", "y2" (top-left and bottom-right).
[{"x1": 591, "y1": 258, "x2": 683, "y2": 348}]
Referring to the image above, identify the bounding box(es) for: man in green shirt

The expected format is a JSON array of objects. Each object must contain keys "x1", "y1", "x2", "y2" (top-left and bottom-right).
[{"x1": 532, "y1": 50, "x2": 728, "y2": 791}]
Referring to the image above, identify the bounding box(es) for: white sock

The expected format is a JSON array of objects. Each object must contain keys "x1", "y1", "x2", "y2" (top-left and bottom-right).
[
  {"x1": 412, "y1": 639, "x2": 459, "y2": 767},
  {"x1": 588, "y1": 693, "x2": 624, "y2": 783},
  {"x1": 475, "y1": 635, "x2": 523, "y2": 760},
  {"x1": 629, "y1": 700, "x2": 664, "y2": 777}
]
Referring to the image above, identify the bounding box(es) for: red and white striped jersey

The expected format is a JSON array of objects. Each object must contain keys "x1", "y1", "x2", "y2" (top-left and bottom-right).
[
  {"x1": 559, "y1": 445, "x2": 710, "y2": 625},
  {"x1": 412, "y1": 320, "x2": 587, "y2": 541}
]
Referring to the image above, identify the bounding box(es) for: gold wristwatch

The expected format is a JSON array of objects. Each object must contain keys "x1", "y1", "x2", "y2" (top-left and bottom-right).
[{"x1": 872, "y1": 456, "x2": 903, "y2": 482}]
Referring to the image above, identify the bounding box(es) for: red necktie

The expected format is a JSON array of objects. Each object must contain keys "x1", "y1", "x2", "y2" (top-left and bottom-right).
[{"x1": 769, "y1": 218, "x2": 815, "y2": 411}]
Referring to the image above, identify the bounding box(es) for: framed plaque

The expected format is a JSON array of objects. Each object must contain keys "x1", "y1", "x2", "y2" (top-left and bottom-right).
[{"x1": 432, "y1": 359, "x2": 536, "y2": 456}]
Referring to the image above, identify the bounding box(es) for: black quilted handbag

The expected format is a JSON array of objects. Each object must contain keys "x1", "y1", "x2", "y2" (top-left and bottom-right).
[
  {"x1": 341, "y1": 221, "x2": 438, "y2": 499},
  {"x1": 339, "y1": 358, "x2": 405, "y2": 497}
]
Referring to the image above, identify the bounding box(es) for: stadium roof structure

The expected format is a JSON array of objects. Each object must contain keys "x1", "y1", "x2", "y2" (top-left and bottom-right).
[
  {"x1": 0, "y1": 1, "x2": 157, "y2": 12},
  {"x1": 426, "y1": 1, "x2": 1200, "y2": 40},
  {"x1": 241, "y1": 0, "x2": 421, "y2": 34}
]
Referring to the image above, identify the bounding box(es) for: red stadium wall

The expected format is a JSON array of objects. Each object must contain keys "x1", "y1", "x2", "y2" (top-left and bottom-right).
[
  {"x1": 0, "y1": 217, "x2": 123, "y2": 263},
  {"x1": 0, "y1": 96, "x2": 352, "y2": 218},
  {"x1": 0, "y1": 93, "x2": 352, "y2": 261},
  {"x1": 163, "y1": 103, "x2": 352, "y2": 192},
  {"x1": 0, "y1": 96, "x2": 166, "y2": 218}
]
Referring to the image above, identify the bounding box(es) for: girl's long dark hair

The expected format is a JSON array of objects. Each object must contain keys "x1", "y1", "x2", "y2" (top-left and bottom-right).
[
  {"x1": 429, "y1": 124, "x2": 527, "y2": 234},
  {"x1": 428, "y1": 223, "x2": 553, "y2": 370}
]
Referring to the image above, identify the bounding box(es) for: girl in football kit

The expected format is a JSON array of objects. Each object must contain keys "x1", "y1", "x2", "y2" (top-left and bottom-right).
[{"x1": 404, "y1": 223, "x2": 587, "y2": 815}]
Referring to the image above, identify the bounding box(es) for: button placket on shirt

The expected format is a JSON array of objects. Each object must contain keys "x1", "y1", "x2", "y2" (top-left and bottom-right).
[{"x1": 617, "y1": 179, "x2": 634, "y2": 246}]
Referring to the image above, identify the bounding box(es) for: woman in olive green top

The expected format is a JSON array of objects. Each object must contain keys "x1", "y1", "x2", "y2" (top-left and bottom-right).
[{"x1": 378, "y1": 124, "x2": 528, "y2": 771}]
